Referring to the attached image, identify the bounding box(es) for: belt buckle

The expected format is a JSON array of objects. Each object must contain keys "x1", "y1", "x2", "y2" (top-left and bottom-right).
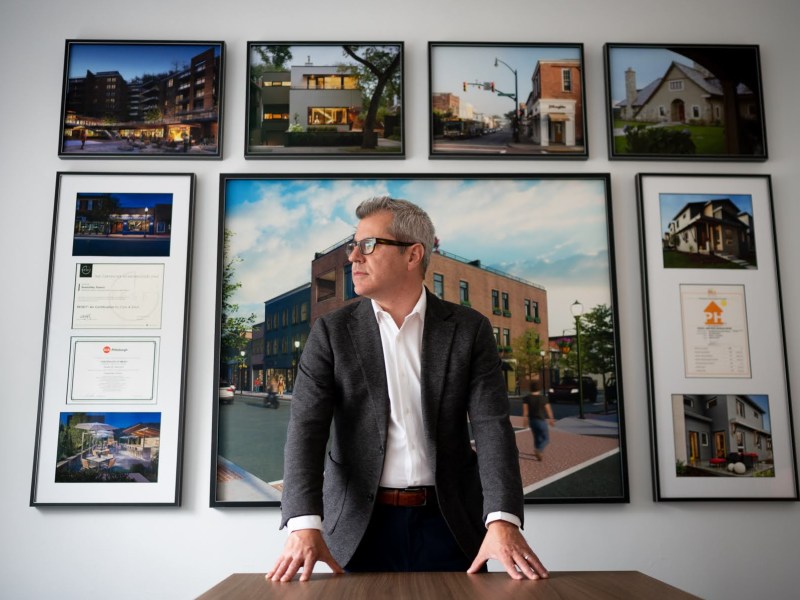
[{"x1": 404, "y1": 486, "x2": 427, "y2": 506}]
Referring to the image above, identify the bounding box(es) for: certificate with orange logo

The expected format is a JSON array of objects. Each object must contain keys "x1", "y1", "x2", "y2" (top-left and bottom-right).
[{"x1": 679, "y1": 284, "x2": 751, "y2": 378}]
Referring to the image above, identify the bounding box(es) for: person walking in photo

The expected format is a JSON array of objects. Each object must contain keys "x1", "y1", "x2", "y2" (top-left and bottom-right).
[{"x1": 527, "y1": 391, "x2": 555, "y2": 461}]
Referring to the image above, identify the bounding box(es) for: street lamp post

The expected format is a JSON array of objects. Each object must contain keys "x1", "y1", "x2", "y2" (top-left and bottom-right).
[
  {"x1": 292, "y1": 340, "x2": 301, "y2": 392},
  {"x1": 570, "y1": 300, "x2": 585, "y2": 419},
  {"x1": 540, "y1": 349, "x2": 547, "y2": 400},
  {"x1": 494, "y1": 57, "x2": 519, "y2": 142},
  {"x1": 239, "y1": 350, "x2": 246, "y2": 394}
]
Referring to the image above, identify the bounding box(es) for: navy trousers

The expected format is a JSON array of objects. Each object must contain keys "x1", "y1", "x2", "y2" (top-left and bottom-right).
[{"x1": 345, "y1": 500, "x2": 474, "y2": 572}]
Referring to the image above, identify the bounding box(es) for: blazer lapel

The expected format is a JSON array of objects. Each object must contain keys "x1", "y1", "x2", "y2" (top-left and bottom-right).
[
  {"x1": 347, "y1": 299, "x2": 390, "y2": 444},
  {"x1": 420, "y1": 290, "x2": 456, "y2": 457}
]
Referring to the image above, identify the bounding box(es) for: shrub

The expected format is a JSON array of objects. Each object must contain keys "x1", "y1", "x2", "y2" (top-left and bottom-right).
[{"x1": 624, "y1": 125, "x2": 695, "y2": 154}]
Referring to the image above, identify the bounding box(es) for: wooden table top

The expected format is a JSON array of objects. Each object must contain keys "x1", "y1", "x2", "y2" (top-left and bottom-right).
[{"x1": 197, "y1": 571, "x2": 701, "y2": 600}]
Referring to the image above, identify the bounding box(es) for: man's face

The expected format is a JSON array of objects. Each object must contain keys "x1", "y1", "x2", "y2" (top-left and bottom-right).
[{"x1": 349, "y1": 210, "x2": 411, "y2": 301}]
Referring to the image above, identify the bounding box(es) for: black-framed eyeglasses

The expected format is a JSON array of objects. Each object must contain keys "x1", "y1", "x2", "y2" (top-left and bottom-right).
[{"x1": 346, "y1": 237, "x2": 418, "y2": 256}]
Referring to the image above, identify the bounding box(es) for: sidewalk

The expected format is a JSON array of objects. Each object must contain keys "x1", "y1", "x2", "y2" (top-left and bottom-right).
[{"x1": 514, "y1": 418, "x2": 620, "y2": 494}]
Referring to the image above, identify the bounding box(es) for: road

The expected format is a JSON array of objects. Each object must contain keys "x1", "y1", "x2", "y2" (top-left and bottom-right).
[{"x1": 217, "y1": 393, "x2": 290, "y2": 486}]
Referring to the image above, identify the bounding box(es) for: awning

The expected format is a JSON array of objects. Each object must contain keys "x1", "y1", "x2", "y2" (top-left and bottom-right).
[{"x1": 548, "y1": 113, "x2": 569, "y2": 122}]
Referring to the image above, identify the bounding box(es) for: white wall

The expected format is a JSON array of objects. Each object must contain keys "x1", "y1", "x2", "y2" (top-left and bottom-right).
[{"x1": 1, "y1": 0, "x2": 798, "y2": 598}]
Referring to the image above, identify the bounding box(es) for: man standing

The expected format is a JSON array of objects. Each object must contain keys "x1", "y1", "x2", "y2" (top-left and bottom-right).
[{"x1": 267, "y1": 197, "x2": 548, "y2": 582}]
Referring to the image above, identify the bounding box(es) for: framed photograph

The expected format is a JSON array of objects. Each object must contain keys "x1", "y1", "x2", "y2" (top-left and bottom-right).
[
  {"x1": 637, "y1": 173, "x2": 797, "y2": 501},
  {"x1": 31, "y1": 172, "x2": 195, "y2": 506},
  {"x1": 58, "y1": 40, "x2": 225, "y2": 159},
  {"x1": 428, "y1": 42, "x2": 588, "y2": 159},
  {"x1": 245, "y1": 42, "x2": 404, "y2": 158},
  {"x1": 604, "y1": 44, "x2": 767, "y2": 161},
  {"x1": 212, "y1": 173, "x2": 627, "y2": 506}
]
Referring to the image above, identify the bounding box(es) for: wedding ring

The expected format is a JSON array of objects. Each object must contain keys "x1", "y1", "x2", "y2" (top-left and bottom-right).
[{"x1": 523, "y1": 554, "x2": 530, "y2": 561}]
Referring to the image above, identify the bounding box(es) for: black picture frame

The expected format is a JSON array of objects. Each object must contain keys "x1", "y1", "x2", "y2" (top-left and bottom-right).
[
  {"x1": 58, "y1": 40, "x2": 225, "y2": 159},
  {"x1": 245, "y1": 42, "x2": 404, "y2": 159},
  {"x1": 211, "y1": 173, "x2": 628, "y2": 507},
  {"x1": 31, "y1": 172, "x2": 195, "y2": 505},
  {"x1": 604, "y1": 43, "x2": 768, "y2": 161},
  {"x1": 637, "y1": 173, "x2": 797, "y2": 501},
  {"x1": 428, "y1": 42, "x2": 588, "y2": 159}
]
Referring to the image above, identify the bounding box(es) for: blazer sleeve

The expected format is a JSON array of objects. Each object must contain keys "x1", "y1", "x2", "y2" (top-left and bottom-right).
[
  {"x1": 467, "y1": 315, "x2": 525, "y2": 525},
  {"x1": 279, "y1": 317, "x2": 337, "y2": 528}
]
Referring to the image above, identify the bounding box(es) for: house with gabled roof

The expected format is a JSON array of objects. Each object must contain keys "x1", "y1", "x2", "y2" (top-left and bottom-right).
[
  {"x1": 618, "y1": 61, "x2": 756, "y2": 125},
  {"x1": 664, "y1": 197, "x2": 754, "y2": 259}
]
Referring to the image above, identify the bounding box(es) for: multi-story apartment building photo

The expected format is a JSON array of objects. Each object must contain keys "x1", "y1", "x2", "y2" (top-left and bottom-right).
[{"x1": 62, "y1": 45, "x2": 221, "y2": 151}]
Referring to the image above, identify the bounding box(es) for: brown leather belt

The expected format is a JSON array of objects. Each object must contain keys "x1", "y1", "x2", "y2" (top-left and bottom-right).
[{"x1": 376, "y1": 486, "x2": 435, "y2": 507}]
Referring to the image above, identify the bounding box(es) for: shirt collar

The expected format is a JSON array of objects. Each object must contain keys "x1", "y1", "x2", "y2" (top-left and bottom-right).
[{"x1": 371, "y1": 285, "x2": 427, "y2": 323}]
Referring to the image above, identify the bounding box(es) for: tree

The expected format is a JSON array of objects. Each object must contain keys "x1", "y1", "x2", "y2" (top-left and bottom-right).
[
  {"x1": 220, "y1": 229, "x2": 256, "y2": 378},
  {"x1": 342, "y1": 45, "x2": 401, "y2": 148},
  {"x1": 578, "y1": 304, "x2": 617, "y2": 390},
  {"x1": 250, "y1": 45, "x2": 293, "y2": 81},
  {"x1": 510, "y1": 328, "x2": 546, "y2": 393}
]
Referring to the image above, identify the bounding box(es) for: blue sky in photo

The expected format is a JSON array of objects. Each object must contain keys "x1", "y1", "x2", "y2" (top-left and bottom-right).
[
  {"x1": 77, "y1": 192, "x2": 173, "y2": 210},
  {"x1": 431, "y1": 45, "x2": 582, "y2": 118},
  {"x1": 658, "y1": 193, "x2": 753, "y2": 236},
  {"x1": 60, "y1": 412, "x2": 161, "y2": 429},
  {"x1": 607, "y1": 47, "x2": 694, "y2": 103},
  {"x1": 224, "y1": 177, "x2": 611, "y2": 335},
  {"x1": 68, "y1": 43, "x2": 220, "y2": 80}
]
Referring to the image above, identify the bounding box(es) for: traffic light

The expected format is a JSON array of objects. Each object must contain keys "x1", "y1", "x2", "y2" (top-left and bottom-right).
[
  {"x1": 463, "y1": 81, "x2": 467, "y2": 92},
  {"x1": 491, "y1": 82, "x2": 495, "y2": 92}
]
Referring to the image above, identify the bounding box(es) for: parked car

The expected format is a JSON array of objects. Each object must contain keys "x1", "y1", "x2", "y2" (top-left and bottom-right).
[
  {"x1": 219, "y1": 380, "x2": 235, "y2": 405},
  {"x1": 548, "y1": 376, "x2": 598, "y2": 403}
]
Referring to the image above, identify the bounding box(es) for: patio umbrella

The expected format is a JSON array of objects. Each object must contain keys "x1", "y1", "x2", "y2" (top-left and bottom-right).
[{"x1": 74, "y1": 422, "x2": 116, "y2": 455}]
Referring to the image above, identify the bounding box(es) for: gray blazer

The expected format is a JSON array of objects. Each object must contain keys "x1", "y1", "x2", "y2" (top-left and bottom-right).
[{"x1": 280, "y1": 289, "x2": 524, "y2": 566}]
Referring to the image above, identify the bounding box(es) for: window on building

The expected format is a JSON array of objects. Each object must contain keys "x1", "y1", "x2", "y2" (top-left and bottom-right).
[
  {"x1": 691, "y1": 105, "x2": 701, "y2": 119},
  {"x1": 305, "y1": 74, "x2": 359, "y2": 90},
  {"x1": 459, "y1": 280, "x2": 469, "y2": 304},
  {"x1": 282, "y1": 309, "x2": 288, "y2": 327},
  {"x1": 433, "y1": 273, "x2": 444, "y2": 299},
  {"x1": 492, "y1": 327, "x2": 500, "y2": 345},
  {"x1": 316, "y1": 270, "x2": 336, "y2": 302},
  {"x1": 502, "y1": 292, "x2": 509, "y2": 312},
  {"x1": 562, "y1": 68, "x2": 572, "y2": 92},
  {"x1": 701, "y1": 433, "x2": 709, "y2": 446},
  {"x1": 668, "y1": 79, "x2": 684, "y2": 91},
  {"x1": 300, "y1": 302, "x2": 309, "y2": 322},
  {"x1": 344, "y1": 264, "x2": 357, "y2": 300},
  {"x1": 502, "y1": 328, "x2": 510, "y2": 347},
  {"x1": 659, "y1": 105, "x2": 666, "y2": 117},
  {"x1": 492, "y1": 289, "x2": 500, "y2": 311},
  {"x1": 308, "y1": 107, "x2": 349, "y2": 126},
  {"x1": 736, "y1": 399, "x2": 746, "y2": 418},
  {"x1": 263, "y1": 113, "x2": 289, "y2": 121}
]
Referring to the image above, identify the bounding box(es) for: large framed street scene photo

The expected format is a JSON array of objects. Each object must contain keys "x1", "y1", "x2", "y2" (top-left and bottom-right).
[
  {"x1": 212, "y1": 174, "x2": 627, "y2": 506},
  {"x1": 58, "y1": 40, "x2": 225, "y2": 159},
  {"x1": 31, "y1": 173, "x2": 195, "y2": 506},
  {"x1": 637, "y1": 173, "x2": 797, "y2": 501},
  {"x1": 604, "y1": 44, "x2": 767, "y2": 161},
  {"x1": 428, "y1": 43, "x2": 588, "y2": 159},
  {"x1": 245, "y1": 42, "x2": 404, "y2": 158}
]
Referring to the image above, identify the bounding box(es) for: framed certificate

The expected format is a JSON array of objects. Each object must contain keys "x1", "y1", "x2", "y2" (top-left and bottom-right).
[
  {"x1": 637, "y1": 173, "x2": 797, "y2": 501},
  {"x1": 31, "y1": 172, "x2": 195, "y2": 505}
]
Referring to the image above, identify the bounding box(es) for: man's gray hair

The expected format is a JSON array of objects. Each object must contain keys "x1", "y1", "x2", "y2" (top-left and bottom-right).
[{"x1": 355, "y1": 196, "x2": 435, "y2": 274}]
